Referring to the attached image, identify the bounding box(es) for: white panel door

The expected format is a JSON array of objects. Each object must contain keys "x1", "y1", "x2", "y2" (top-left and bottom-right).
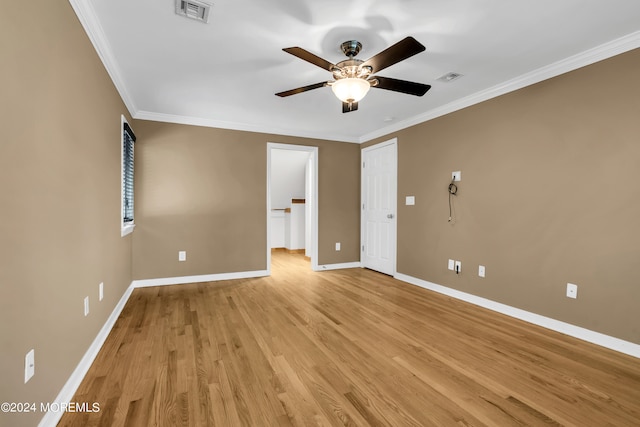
[{"x1": 361, "y1": 140, "x2": 397, "y2": 275}]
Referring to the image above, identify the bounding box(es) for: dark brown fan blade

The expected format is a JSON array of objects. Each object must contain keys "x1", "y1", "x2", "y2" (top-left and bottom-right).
[
  {"x1": 361, "y1": 37, "x2": 426, "y2": 74},
  {"x1": 342, "y1": 101, "x2": 358, "y2": 113},
  {"x1": 276, "y1": 82, "x2": 328, "y2": 97},
  {"x1": 283, "y1": 47, "x2": 338, "y2": 72},
  {"x1": 371, "y1": 76, "x2": 431, "y2": 96}
]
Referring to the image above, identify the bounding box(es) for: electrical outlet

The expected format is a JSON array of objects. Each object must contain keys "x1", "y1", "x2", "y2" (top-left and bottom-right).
[
  {"x1": 566, "y1": 283, "x2": 578, "y2": 299},
  {"x1": 448, "y1": 259, "x2": 455, "y2": 270},
  {"x1": 99, "y1": 282, "x2": 104, "y2": 301},
  {"x1": 452, "y1": 171, "x2": 461, "y2": 182},
  {"x1": 335, "y1": 242, "x2": 341, "y2": 251},
  {"x1": 84, "y1": 296, "x2": 89, "y2": 316},
  {"x1": 455, "y1": 261, "x2": 461, "y2": 274},
  {"x1": 478, "y1": 265, "x2": 485, "y2": 278},
  {"x1": 25, "y1": 349, "x2": 35, "y2": 383},
  {"x1": 179, "y1": 251, "x2": 187, "y2": 261},
  {"x1": 406, "y1": 196, "x2": 415, "y2": 206}
]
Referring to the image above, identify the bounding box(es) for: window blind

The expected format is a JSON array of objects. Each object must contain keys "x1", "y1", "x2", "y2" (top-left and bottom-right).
[{"x1": 123, "y1": 122, "x2": 136, "y2": 223}]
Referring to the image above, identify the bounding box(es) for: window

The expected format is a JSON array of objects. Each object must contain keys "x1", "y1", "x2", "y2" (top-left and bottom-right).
[{"x1": 121, "y1": 116, "x2": 136, "y2": 236}]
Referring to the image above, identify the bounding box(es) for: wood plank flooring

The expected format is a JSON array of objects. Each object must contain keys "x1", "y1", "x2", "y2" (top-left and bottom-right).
[{"x1": 59, "y1": 252, "x2": 640, "y2": 426}]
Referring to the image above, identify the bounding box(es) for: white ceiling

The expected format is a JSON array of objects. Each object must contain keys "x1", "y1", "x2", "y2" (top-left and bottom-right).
[{"x1": 72, "y1": 0, "x2": 640, "y2": 143}]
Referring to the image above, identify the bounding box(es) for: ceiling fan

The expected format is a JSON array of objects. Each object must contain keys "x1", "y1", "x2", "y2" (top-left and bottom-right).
[{"x1": 276, "y1": 37, "x2": 431, "y2": 113}]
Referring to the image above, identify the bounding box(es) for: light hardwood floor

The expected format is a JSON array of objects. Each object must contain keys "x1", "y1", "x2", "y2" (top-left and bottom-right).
[{"x1": 59, "y1": 252, "x2": 640, "y2": 426}]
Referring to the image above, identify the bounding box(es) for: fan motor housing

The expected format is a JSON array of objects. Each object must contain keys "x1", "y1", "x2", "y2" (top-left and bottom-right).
[{"x1": 333, "y1": 59, "x2": 372, "y2": 80}]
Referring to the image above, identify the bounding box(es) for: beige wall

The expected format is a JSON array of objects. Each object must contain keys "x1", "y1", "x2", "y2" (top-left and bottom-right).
[
  {"x1": 366, "y1": 49, "x2": 640, "y2": 344},
  {"x1": 131, "y1": 121, "x2": 361, "y2": 280},
  {"x1": 0, "y1": 2, "x2": 133, "y2": 426}
]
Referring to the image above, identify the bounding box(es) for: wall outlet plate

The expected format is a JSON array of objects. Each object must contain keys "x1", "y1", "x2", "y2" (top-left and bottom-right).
[
  {"x1": 566, "y1": 283, "x2": 578, "y2": 299},
  {"x1": 452, "y1": 171, "x2": 461, "y2": 182},
  {"x1": 478, "y1": 265, "x2": 485, "y2": 278},
  {"x1": 335, "y1": 242, "x2": 341, "y2": 251},
  {"x1": 448, "y1": 259, "x2": 455, "y2": 270},
  {"x1": 84, "y1": 296, "x2": 90, "y2": 316},
  {"x1": 179, "y1": 251, "x2": 187, "y2": 261},
  {"x1": 99, "y1": 282, "x2": 104, "y2": 301},
  {"x1": 25, "y1": 349, "x2": 35, "y2": 383},
  {"x1": 455, "y1": 260, "x2": 462, "y2": 273},
  {"x1": 405, "y1": 196, "x2": 415, "y2": 206}
]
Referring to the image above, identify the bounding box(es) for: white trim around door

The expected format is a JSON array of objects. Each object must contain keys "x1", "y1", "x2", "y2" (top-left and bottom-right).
[{"x1": 267, "y1": 143, "x2": 319, "y2": 273}]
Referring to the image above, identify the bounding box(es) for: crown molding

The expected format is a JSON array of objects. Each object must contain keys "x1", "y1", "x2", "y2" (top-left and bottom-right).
[
  {"x1": 134, "y1": 110, "x2": 360, "y2": 143},
  {"x1": 69, "y1": 0, "x2": 138, "y2": 116},
  {"x1": 359, "y1": 31, "x2": 640, "y2": 143}
]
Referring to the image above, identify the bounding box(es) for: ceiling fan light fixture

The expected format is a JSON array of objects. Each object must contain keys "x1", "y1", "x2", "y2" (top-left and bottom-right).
[
  {"x1": 331, "y1": 78, "x2": 371, "y2": 103},
  {"x1": 277, "y1": 37, "x2": 428, "y2": 113}
]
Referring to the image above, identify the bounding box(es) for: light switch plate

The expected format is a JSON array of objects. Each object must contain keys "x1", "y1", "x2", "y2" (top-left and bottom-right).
[
  {"x1": 99, "y1": 282, "x2": 104, "y2": 301},
  {"x1": 448, "y1": 259, "x2": 455, "y2": 270},
  {"x1": 406, "y1": 196, "x2": 415, "y2": 206},
  {"x1": 335, "y1": 242, "x2": 341, "y2": 251},
  {"x1": 478, "y1": 265, "x2": 485, "y2": 278},
  {"x1": 84, "y1": 296, "x2": 89, "y2": 316},
  {"x1": 179, "y1": 251, "x2": 187, "y2": 261}
]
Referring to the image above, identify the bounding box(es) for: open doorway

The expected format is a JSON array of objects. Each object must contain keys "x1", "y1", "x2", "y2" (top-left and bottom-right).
[{"x1": 267, "y1": 143, "x2": 318, "y2": 273}]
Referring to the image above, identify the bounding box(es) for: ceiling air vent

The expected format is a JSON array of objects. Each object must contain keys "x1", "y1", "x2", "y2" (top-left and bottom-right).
[
  {"x1": 175, "y1": 0, "x2": 212, "y2": 23},
  {"x1": 437, "y1": 72, "x2": 463, "y2": 83}
]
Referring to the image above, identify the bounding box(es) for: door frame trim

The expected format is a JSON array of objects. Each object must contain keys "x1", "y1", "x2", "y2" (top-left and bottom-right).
[
  {"x1": 360, "y1": 138, "x2": 398, "y2": 275},
  {"x1": 267, "y1": 143, "x2": 319, "y2": 274}
]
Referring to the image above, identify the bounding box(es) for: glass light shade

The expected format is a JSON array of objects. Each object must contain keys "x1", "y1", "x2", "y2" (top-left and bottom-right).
[{"x1": 331, "y1": 78, "x2": 371, "y2": 103}]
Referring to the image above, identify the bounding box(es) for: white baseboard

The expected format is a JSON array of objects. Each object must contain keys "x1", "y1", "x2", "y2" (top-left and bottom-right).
[
  {"x1": 394, "y1": 273, "x2": 640, "y2": 359},
  {"x1": 39, "y1": 268, "x2": 269, "y2": 426},
  {"x1": 38, "y1": 284, "x2": 134, "y2": 427},
  {"x1": 131, "y1": 270, "x2": 269, "y2": 288},
  {"x1": 315, "y1": 262, "x2": 362, "y2": 271}
]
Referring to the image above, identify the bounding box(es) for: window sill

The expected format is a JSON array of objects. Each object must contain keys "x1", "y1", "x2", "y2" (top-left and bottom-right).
[{"x1": 121, "y1": 223, "x2": 135, "y2": 237}]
